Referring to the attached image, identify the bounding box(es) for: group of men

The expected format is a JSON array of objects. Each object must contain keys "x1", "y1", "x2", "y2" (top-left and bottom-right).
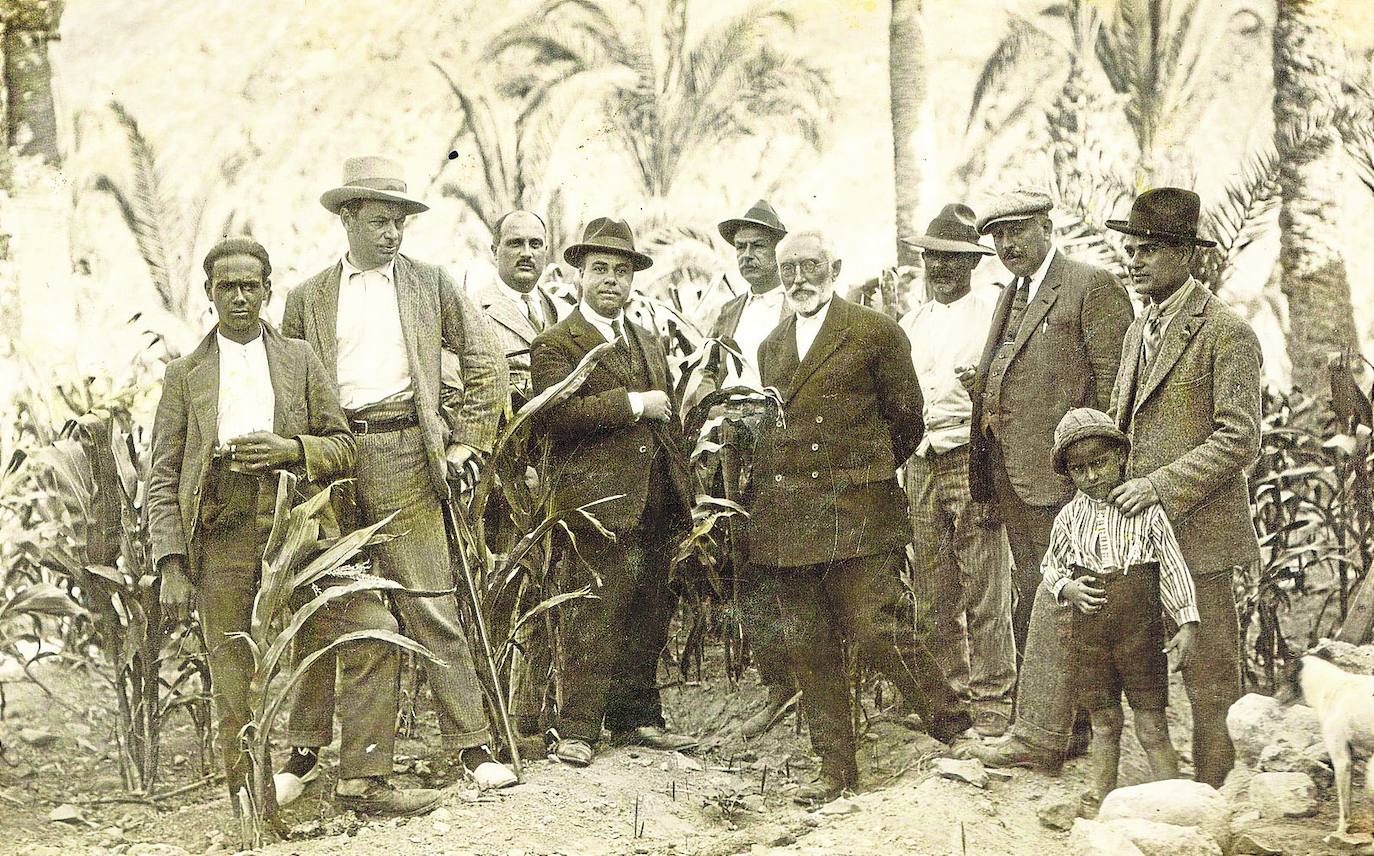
[{"x1": 147, "y1": 151, "x2": 1262, "y2": 817}]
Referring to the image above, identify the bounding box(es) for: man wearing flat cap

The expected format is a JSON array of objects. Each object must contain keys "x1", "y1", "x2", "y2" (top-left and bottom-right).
[
  {"x1": 899, "y1": 204, "x2": 1016, "y2": 738},
  {"x1": 531, "y1": 217, "x2": 697, "y2": 767},
  {"x1": 280, "y1": 155, "x2": 516, "y2": 792},
  {"x1": 1104, "y1": 187, "x2": 1259, "y2": 787},
  {"x1": 959, "y1": 188, "x2": 1132, "y2": 772}
]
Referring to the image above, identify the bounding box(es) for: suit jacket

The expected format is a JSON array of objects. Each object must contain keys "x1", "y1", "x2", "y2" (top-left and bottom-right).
[
  {"x1": 969, "y1": 251, "x2": 1133, "y2": 507},
  {"x1": 1110, "y1": 283, "x2": 1262, "y2": 572},
  {"x1": 748, "y1": 296, "x2": 924, "y2": 568},
  {"x1": 281, "y1": 254, "x2": 509, "y2": 499},
  {"x1": 147, "y1": 324, "x2": 355, "y2": 577},
  {"x1": 471, "y1": 282, "x2": 560, "y2": 399},
  {"x1": 530, "y1": 309, "x2": 691, "y2": 533}
]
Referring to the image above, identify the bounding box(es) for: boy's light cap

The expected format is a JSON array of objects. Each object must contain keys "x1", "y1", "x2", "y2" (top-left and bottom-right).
[{"x1": 1052, "y1": 407, "x2": 1130, "y2": 475}]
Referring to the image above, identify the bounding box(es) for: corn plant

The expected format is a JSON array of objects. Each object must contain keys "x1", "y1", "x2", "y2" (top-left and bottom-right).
[{"x1": 230, "y1": 470, "x2": 441, "y2": 849}]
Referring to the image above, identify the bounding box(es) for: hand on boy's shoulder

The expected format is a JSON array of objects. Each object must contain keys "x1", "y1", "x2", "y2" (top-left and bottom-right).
[{"x1": 1109, "y1": 477, "x2": 1160, "y2": 516}]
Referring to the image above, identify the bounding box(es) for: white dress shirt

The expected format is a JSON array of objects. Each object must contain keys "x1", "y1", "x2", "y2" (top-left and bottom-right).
[
  {"x1": 900, "y1": 286, "x2": 999, "y2": 455},
  {"x1": 579, "y1": 302, "x2": 645, "y2": 418},
  {"x1": 727, "y1": 287, "x2": 788, "y2": 388},
  {"x1": 336, "y1": 256, "x2": 412, "y2": 410},
  {"x1": 794, "y1": 298, "x2": 833, "y2": 362},
  {"x1": 1020, "y1": 245, "x2": 1058, "y2": 304},
  {"x1": 216, "y1": 331, "x2": 275, "y2": 445}
]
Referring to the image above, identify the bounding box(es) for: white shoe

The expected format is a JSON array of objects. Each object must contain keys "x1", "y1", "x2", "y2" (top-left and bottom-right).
[
  {"x1": 272, "y1": 754, "x2": 322, "y2": 806},
  {"x1": 469, "y1": 760, "x2": 518, "y2": 791}
]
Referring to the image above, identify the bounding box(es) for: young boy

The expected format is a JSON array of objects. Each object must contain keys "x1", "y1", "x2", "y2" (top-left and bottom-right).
[{"x1": 1041, "y1": 408, "x2": 1200, "y2": 815}]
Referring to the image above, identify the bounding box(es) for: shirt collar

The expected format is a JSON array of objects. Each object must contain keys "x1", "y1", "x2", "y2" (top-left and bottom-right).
[
  {"x1": 1151, "y1": 277, "x2": 1198, "y2": 320},
  {"x1": 746, "y1": 285, "x2": 785, "y2": 307},
  {"x1": 216, "y1": 328, "x2": 265, "y2": 354},
  {"x1": 341, "y1": 254, "x2": 396, "y2": 283},
  {"x1": 796, "y1": 297, "x2": 833, "y2": 327},
  {"x1": 1026, "y1": 245, "x2": 1057, "y2": 290}
]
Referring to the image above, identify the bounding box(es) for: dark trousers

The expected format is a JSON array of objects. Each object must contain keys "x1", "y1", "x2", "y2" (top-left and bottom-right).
[
  {"x1": 989, "y1": 446, "x2": 1060, "y2": 664},
  {"x1": 1182, "y1": 570, "x2": 1242, "y2": 787},
  {"x1": 557, "y1": 473, "x2": 679, "y2": 743},
  {"x1": 198, "y1": 468, "x2": 398, "y2": 788},
  {"x1": 742, "y1": 549, "x2": 965, "y2": 781}
]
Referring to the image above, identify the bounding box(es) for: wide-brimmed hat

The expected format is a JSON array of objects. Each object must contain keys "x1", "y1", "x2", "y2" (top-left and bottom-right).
[
  {"x1": 1051, "y1": 408, "x2": 1130, "y2": 475},
  {"x1": 563, "y1": 217, "x2": 653, "y2": 271},
  {"x1": 1106, "y1": 187, "x2": 1216, "y2": 247},
  {"x1": 976, "y1": 189, "x2": 1053, "y2": 234},
  {"x1": 320, "y1": 156, "x2": 430, "y2": 216},
  {"x1": 718, "y1": 199, "x2": 787, "y2": 245},
  {"x1": 901, "y1": 204, "x2": 995, "y2": 255}
]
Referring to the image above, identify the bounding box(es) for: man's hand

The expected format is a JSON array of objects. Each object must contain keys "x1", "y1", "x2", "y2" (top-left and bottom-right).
[
  {"x1": 224, "y1": 432, "x2": 300, "y2": 471},
  {"x1": 640, "y1": 390, "x2": 672, "y2": 423},
  {"x1": 159, "y1": 556, "x2": 195, "y2": 625},
  {"x1": 446, "y1": 443, "x2": 484, "y2": 493},
  {"x1": 1166, "y1": 621, "x2": 1199, "y2": 673},
  {"x1": 954, "y1": 364, "x2": 978, "y2": 394},
  {"x1": 1109, "y1": 477, "x2": 1160, "y2": 517},
  {"x1": 1062, "y1": 576, "x2": 1106, "y2": 615}
]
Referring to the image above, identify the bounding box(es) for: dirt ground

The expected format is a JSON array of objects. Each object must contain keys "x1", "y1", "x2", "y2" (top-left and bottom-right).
[{"x1": 0, "y1": 656, "x2": 1352, "y2": 856}]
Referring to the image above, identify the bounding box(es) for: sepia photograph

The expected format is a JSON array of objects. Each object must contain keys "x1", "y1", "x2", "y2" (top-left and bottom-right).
[{"x1": 1, "y1": 0, "x2": 1374, "y2": 853}]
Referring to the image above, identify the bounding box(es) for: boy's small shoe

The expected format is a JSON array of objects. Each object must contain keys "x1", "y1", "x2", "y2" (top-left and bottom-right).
[
  {"x1": 458, "y1": 745, "x2": 518, "y2": 790},
  {"x1": 272, "y1": 747, "x2": 321, "y2": 807}
]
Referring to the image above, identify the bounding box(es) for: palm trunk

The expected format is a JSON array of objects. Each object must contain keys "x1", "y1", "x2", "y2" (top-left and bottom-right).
[
  {"x1": 889, "y1": 0, "x2": 925, "y2": 274},
  {"x1": 1273, "y1": 0, "x2": 1358, "y2": 395},
  {"x1": 3, "y1": 1, "x2": 63, "y2": 166}
]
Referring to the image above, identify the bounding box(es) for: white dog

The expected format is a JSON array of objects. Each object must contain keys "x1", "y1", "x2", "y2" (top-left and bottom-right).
[{"x1": 1280, "y1": 651, "x2": 1374, "y2": 834}]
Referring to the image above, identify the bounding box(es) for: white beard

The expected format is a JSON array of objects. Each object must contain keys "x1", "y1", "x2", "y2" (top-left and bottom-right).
[{"x1": 786, "y1": 285, "x2": 831, "y2": 316}]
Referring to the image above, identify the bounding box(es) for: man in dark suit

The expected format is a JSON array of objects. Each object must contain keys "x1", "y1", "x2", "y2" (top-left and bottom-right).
[
  {"x1": 148, "y1": 238, "x2": 439, "y2": 816},
  {"x1": 531, "y1": 217, "x2": 697, "y2": 767},
  {"x1": 959, "y1": 190, "x2": 1132, "y2": 772},
  {"x1": 279, "y1": 156, "x2": 516, "y2": 791},
  {"x1": 744, "y1": 229, "x2": 969, "y2": 805},
  {"x1": 1106, "y1": 188, "x2": 1261, "y2": 787}
]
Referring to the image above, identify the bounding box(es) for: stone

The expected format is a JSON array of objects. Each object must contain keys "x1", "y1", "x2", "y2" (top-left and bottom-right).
[
  {"x1": 1227, "y1": 693, "x2": 1322, "y2": 766},
  {"x1": 1324, "y1": 831, "x2": 1374, "y2": 854},
  {"x1": 1068, "y1": 819, "x2": 1145, "y2": 856},
  {"x1": 1248, "y1": 771, "x2": 1317, "y2": 819},
  {"x1": 1104, "y1": 818, "x2": 1222, "y2": 856},
  {"x1": 1257, "y1": 741, "x2": 1334, "y2": 787},
  {"x1": 20, "y1": 728, "x2": 59, "y2": 747},
  {"x1": 1230, "y1": 830, "x2": 1283, "y2": 855},
  {"x1": 49, "y1": 803, "x2": 84, "y2": 823},
  {"x1": 1098, "y1": 780, "x2": 1230, "y2": 850},
  {"x1": 671, "y1": 752, "x2": 703, "y2": 772},
  {"x1": 1037, "y1": 791, "x2": 1079, "y2": 831},
  {"x1": 126, "y1": 845, "x2": 192, "y2": 856},
  {"x1": 1316, "y1": 640, "x2": 1374, "y2": 676},
  {"x1": 933, "y1": 757, "x2": 989, "y2": 789},
  {"x1": 817, "y1": 797, "x2": 859, "y2": 816}
]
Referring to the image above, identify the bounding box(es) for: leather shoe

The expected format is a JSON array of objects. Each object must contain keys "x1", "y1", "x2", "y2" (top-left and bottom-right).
[
  {"x1": 955, "y1": 735, "x2": 1062, "y2": 774},
  {"x1": 553, "y1": 738, "x2": 594, "y2": 767},
  {"x1": 741, "y1": 687, "x2": 800, "y2": 739},
  {"x1": 927, "y1": 710, "x2": 974, "y2": 744},
  {"x1": 272, "y1": 747, "x2": 321, "y2": 807},
  {"x1": 792, "y1": 762, "x2": 856, "y2": 807},
  {"x1": 334, "y1": 777, "x2": 441, "y2": 817},
  {"x1": 459, "y1": 746, "x2": 518, "y2": 791},
  {"x1": 612, "y1": 725, "x2": 698, "y2": 752},
  {"x1": 972, "y1": 711, "x2": 1009, "y2": 738}
]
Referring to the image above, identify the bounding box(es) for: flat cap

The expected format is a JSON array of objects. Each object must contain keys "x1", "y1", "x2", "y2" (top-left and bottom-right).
[
  {"x1": 1051, "y1": 407, "x2": 1129, "y2": 475},
  {"x1": 976, "y1": 189, "x2": 1053, "y2": 234}
]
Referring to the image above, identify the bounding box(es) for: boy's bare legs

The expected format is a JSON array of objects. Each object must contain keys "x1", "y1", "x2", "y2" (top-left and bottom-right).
[
  {"x1": 1084, "y1": 705, "x2": 1124, "y2": 815},
  {"x1": 1132, "y1": 707, "x2": 1179, "y2": 781}
]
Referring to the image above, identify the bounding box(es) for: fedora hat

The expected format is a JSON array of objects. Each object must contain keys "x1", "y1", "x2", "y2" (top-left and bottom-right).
[
  {"x1": 563, "y1": 217, "x2": 653, "y2": 271},
  {"x1": 1106, "y1": 187, "x2": 1216, "y2": 247},
  {"x1": 718, "y1": 199, "x2": 787, "y2": 245},
  {"x1": 320, "y1": 155, "x2": 430, "y2": 216},
  {"x1": 901, "y1": 204, "x2": 995, "y2": 255}
]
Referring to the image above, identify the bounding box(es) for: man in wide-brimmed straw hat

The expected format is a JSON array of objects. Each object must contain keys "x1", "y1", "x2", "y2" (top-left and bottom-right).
[
  {"x1": 280, "y1": 155, "x2": 517, "y2": 799},
  {"x1": 958, "y1": 188, "x2": 1133, "y2": 775},
  {"x1": 530, "y1": 217, "x2": 697, "y2": 768},
  {"x1": 1102, "y1": 187, "x2": 1258, "y2": 788},
  {"x1": 898, "y1": 204, "x2": 1017, "y2": 739},
  {"x1": 707, "y1": 200, "x2": 790, "y2": 389}
]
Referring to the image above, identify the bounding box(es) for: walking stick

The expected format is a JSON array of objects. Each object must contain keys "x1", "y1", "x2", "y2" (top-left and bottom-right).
[{"x1": 442, "y1": 498, "x2": 524, "y2": 778}]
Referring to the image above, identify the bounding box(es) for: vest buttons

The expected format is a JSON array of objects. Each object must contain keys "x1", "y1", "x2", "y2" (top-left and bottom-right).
[
  {"x1": 775, "y1": 474, "x2": 783, "y2": 482},
  {"x1": 810, "y1": 471, "x2": 819, "y2": 479},
  {"x1": 638, "y1": 445, "x2": 648, "y2": 453},
  {"x1": 811, "y1": 443, "x2": 819, "y2": 451},
  {"x1": 775, "y1": 419, "x2": 784, "y2": 428},
  {"x1": 814, "y1": 415, "x2": 824, "y2": 424}
]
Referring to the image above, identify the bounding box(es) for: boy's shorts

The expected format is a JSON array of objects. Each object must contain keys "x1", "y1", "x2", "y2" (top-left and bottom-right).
[{"x1": 1070, "y1": 563, "x2": 1168, "y2": 711}]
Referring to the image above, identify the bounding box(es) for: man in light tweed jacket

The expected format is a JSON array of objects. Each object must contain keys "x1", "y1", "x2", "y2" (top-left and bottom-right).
[{"x1": 279, "y1": 156, "x2": 515, "y2": 795}]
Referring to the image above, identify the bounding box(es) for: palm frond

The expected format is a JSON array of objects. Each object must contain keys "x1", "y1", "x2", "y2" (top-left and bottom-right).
[{"x1": 966, "y1": 15, "x2": 1059, "y2": 135}]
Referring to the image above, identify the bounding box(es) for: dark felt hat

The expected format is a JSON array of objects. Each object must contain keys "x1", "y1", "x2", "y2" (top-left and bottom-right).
[
  {"x1": 718, "y1": 199, "x2": 788, "y2": 245},
  {"x1": 901, "y1": 204, "x2": 996, "y2": 255},
  {"x1": 563, "y1": 217, "x2": 654, "y2": 271},
  {"x1": 1106, "y1": 187, "x2": 1217, "y2": 247}
]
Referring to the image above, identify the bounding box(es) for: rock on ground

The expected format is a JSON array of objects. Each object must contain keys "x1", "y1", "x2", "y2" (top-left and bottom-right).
[
  {"x1": 1069, "y1": 819, "x2": 1145, "y2": 856},
  {"x1": 1098, "y1": 780, "x2": 1230, "y2": 850},
  {"x1": 1104, "y1": 818, "x2": 1221, "y2": 856},
  {"x1": 1037, "y1": 791, "x2": 1078, "y2": 831},
  {"x1": 933, "y1": 757, "x2": 989, "y2": 789},
  {"x1": 1227, "y1": 694, "x2": 1323, "y2": 766},
  {"x1": 1315, "y1": 640, "x2": 1374, "y2": 676},
  {"x1": 1257, "y1": 741, "x2": 1334, "y2": 787},
  {"x1": 1248, "y1": 771, "x2": 1318, "y2": 819}
]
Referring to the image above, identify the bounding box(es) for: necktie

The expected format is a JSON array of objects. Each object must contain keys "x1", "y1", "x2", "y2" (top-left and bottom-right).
[
  {"x1": 1142, "y1": 306, "x2": 1164, "y2": 367},
  {"x1": 522, "y1": 292, "x2": 546, "y2": 333},
  {"x1": 1002, "y1": 277, "x2": 1030, "y2": 342},
  {"x1": 611, "y1": 318, "x2": 629, "y2": 352}
]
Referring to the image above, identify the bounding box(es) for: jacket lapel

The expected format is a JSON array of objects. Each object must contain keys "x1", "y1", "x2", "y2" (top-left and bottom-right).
[
  {"x1": 393, "y1": 257, "x2": 424, "y2": 387},
  {"x1": 718, "y1": 292, "x2": 748, "y2": 339},
  {"x1": 262, "y1": 325, "x2": 298, "y2": 434},
  {"x1": 781, "y1": 297, "x2": 850, "y2": 404},
  {"x1": 569, "y1": 310, "x2": 635, "y2": 387},
  {"x1": 1006, "y1": 252, "x2": 1065, "y2": 359},
  {"x1": 478, "y1": 285, "x2": 538, "y2": 346},
  {"x1": 185, "y1": 331, "x2": 220, "y2": 445},
  {"x1": 627, "y1": 320, "x2": 665, "y2": 390},
  {"x1": 1115, "y1": 319, "x2": 1145, "y2": 429},
  {"x1": 1134, "y1": 284, "x2": 1211, "y2": 413},
  {"x1": 310, "y1": 262, "x2": 343, "y2": 378}
]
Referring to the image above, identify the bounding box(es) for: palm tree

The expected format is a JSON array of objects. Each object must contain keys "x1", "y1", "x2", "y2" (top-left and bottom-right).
[
  {"x1": 890, "y1": 0, "x2": 925, "y2": 270},
  {"x1": 2, "y1": 0, "x2": 64, "y2": 168},
  {"x1": 962, "y1": 0, "x2": 1265, "y2": 187},
  {"x1": 1273, "y1": 0, "x2": 1359, "y2": 395},
  {"x1": 485, "y1": 0, "x2": 835, "y2": 203}
]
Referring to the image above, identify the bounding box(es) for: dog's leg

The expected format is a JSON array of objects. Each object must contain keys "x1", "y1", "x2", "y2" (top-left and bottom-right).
[{"x1": 1333, "y1": 741, "x2": 1353, "y2": 835}]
